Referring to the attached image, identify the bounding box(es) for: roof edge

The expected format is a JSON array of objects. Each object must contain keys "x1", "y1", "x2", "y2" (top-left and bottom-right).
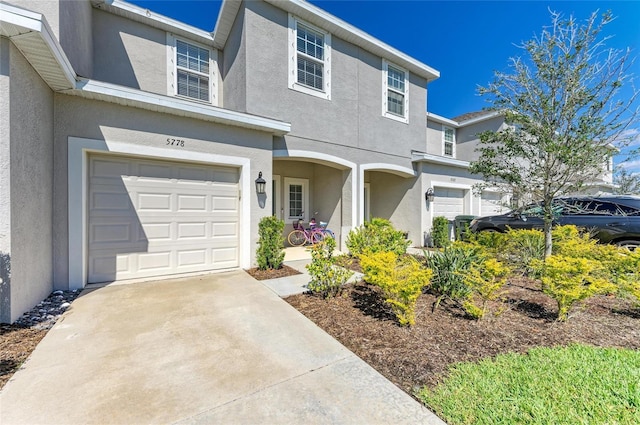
[
  {"x1": 67, "y1": 79, "x2": 291, "y2": 136},
  {"x1": 91, "y1": 0, "x2": 214, "y2": 46},
  {"x1": 0, "y1": 2, "x2": 76, "y2": 90}
]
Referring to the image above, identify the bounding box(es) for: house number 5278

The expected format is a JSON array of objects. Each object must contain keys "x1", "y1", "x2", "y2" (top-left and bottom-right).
[{"x1": 166, "y1": 138, "x2": 185, "y2": 147}]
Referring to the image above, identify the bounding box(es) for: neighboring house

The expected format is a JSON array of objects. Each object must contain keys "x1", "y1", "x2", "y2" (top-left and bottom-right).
[{"x1": 0, "y1": 0, "x2": 613, "y2": 323}]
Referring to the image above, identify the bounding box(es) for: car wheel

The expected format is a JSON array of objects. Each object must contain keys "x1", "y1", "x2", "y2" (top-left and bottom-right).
[
  {"x1": 481, "y1": 228, "x2": 499, "y2": 233},
  {"x1": 615, "y1": 240, "x2": 639, "y2": 251}
]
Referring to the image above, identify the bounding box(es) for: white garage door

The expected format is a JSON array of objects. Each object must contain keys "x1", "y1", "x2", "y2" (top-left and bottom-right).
[
  {"x1": 481, "y1": 192, "x2": 507, "y2": 216},
  {"x1": 433, "y1": 187, "x2": 465, "y2": 220},
  {"x1": 88, "y1": 155, "x2": 239, "y2": 283}
]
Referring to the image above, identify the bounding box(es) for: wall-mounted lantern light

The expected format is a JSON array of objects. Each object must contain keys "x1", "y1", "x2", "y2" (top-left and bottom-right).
[
  {"x1": 255, "y1": 171, "x2": 266, "y2": 195},
  {"x1": 425, "y1": 188, "x2": 435, "y2": 202}
]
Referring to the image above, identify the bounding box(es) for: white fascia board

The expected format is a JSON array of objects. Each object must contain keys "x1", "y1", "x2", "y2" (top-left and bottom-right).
[
  {"x1": 70, "y1": 79, "x2": 291, "y2": 135},
  {"x1": 457, "y1": 111, "x2": 504, "y2": 127},
  {"x1": 412, "y1": 152, "x2": 470, "y2": 169},
  {"x1": 212, "y1": 0, "x2": 242, "y2": 49},
  {"x1": 0, "y1": 3, "x2": 76, "y2": 90},
  {"x1": 92, "y1": 0, "x2": 214, "y2": 46},
  {"x1": 426, "y1": 112, "x2": 459, "y2": 128},
  {"x1": 0, "y1": 2, "x2": 43, "y2": 31}
]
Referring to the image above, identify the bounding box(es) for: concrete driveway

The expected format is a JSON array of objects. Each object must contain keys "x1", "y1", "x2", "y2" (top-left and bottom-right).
[{"x1": 0, "y1": 271, "x2": 444, "y2": 424}]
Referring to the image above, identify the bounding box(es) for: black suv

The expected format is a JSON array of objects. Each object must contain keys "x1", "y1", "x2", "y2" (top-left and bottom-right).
[{"x1": 469, "y1": 195, "x2": 640, "y2": 249}]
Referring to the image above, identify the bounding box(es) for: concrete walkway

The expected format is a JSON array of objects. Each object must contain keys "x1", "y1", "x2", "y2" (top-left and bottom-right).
[{"x1": 0, "y1": 269, "x2": 444, "y2": 424}]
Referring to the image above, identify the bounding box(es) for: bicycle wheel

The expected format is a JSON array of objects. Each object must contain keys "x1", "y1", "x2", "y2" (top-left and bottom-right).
[
  {"x1": 311, "y1": 230, "x2": 325, "y2": 244},
  {"x1": 288, "y1": 230, "x2": 306, "y2": 247},
  {"x1": 322, "y1": 229, "x2": 335, "y2": 239}
]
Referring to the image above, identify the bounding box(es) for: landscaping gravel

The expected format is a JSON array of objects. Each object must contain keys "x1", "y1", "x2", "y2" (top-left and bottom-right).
[{"x1": 14, "y1": 290, "x2": 81, "y2": 330}]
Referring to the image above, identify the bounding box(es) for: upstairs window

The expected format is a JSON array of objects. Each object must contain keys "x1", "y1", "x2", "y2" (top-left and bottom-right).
[
  {"x1": 443, "y1": 126, "x2": 455, "y2": 157},
  {"x1": 382, "y1": 60, "x2": 409, "y2": 123},
  {"x1": 167, "y1": 35, "x2": 217, "y2": 105},
  {"x1": 288, "y1": 16, "x2": 331, "y2": 100}
]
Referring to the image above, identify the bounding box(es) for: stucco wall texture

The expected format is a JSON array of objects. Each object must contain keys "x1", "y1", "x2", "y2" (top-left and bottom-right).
[
  {"x1": 241, "y1": 2, "x2": 428, "y2": 165},
  {"x1": 2, "y1": 44, "x2": 55, "y2": 323}
]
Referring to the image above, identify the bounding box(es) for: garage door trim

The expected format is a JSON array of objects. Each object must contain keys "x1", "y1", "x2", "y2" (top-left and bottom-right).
[{"x1": 68, "y1": 137, "x2": 251, "y2": 289}]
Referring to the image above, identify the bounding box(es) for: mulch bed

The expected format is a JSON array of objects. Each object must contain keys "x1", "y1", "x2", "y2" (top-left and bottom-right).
[
  {"x1": 286, "y1": 276, "x2": 640, "y2": 395},
  {"x1": 245, "y1": 264, "x2": 302, "y2": 280},
  {"x1": 0, "y1": 324, "x2": 47, "y2": 389}
]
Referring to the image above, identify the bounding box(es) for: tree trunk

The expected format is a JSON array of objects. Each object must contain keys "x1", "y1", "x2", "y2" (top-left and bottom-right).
[{"x1": 544, "y1": 220, "x2": 553, "y2": 258}]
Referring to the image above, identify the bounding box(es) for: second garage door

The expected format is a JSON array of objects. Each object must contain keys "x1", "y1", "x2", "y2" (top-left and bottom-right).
[
  {"x1": 433, "y1": 187, "x2": 465, "y2": 220},
  {"x1": 480, "y1": 192, "x2": 507, "y2": 216},
  {"x1": 88, "y1": 154, "x2": 240, "y2": 283}
]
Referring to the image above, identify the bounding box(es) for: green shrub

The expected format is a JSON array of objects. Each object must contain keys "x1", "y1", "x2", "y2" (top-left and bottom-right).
[
  {"x1": 256, "y1": 216, "x2": 285, "y2": 270},
  {"x1": 360, "y1": 251, "x2": 432, "y2": 326},
  {"x1": 431, "y1": 216, "x2": 451, "y2": 248},
  {"x1": 425, "y1": 242, "x2": 483, "y2": 310},
  {"x1": 502, "y1": 228, "x2": 545, "y2": 273},
  {"x1": 531, "y1": 255, "x2": 616, "y2": 321},
  {"x1": 462, "y1": 258, "x2": 510, "y2": 319},
  {"x1": 306, "y1": 237, "x2": 353, "y2": 298},
  {"x1": 346, "y1": 218, "x2": 410, "y2": 257},
  {"x1": 468, "y1": 230, "x2": 508, "y2": 256}
]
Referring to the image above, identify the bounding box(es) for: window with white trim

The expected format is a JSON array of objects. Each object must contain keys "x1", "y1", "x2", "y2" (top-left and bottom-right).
[
  {"x1": 443, "y1": 126, "x2": 455, "y2": 157},
  {"x1": 382, "y1": 60, "x2": 409, "y2": 123},
  {"x1": 288, "y1": 15, "x2": 331, "y2": 100},
  {"x1": 167, "y1": 35, "x2": 217, "y2": 105}
]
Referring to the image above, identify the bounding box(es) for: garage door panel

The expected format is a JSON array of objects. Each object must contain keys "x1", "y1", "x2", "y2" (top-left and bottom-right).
[
  {"x1": 177, "y1": 222, "x2": 208, "y2": 239},
  {"x1": 88, "y1": 154, "x2": 240, "y2": 283},
  {"x1": 92, "y1": 158, "x2": 131, "y2": 178},
  {"x1": 213, "y1": 197, "x2": 238, "y2": 211},
  {"x1": 137, "y1": 193, "x2": 172, "y2": 211},
  {"x1": 91, "y1": 191, "x2": 133, "y2": 212},
  {"x1": 213, "y1": 248, "x2": 239, "y2": 263},
  {"x1": 433, "y1": 187, "x2": 465, "y2": 220},
  {"x1": 177, "y1": 194, "x2": 207, "y2": 211},
  {"x1": 137, "y1": 252, "x2": 172, "y2": 271},
  {"x1": 177, "y1": 249, "x2": 207, "y2": 267},
  {"x1": 213, "y1": 222, "x2": 238, "y2": 237}
]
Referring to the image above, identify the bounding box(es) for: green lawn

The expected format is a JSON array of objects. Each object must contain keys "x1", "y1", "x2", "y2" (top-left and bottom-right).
[{"x1": 417, "y1": 344, "x2": 640, "y2": 425}]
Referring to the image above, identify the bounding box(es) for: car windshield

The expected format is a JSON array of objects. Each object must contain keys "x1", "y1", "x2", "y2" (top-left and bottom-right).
[{"x1": 517, "y1": 202, "x2": 562, "y2": 217}]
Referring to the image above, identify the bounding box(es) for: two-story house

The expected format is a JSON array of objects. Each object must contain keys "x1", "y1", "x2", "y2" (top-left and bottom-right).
[{"x1": 0, "y1": 0, "x2": 613, "y2": 323}]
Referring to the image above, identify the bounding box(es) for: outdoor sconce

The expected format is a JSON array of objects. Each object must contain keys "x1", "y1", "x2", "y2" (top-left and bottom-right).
[
  {"x1": 425, "y1": 188, "x2": 435, "y2": 202},
  {"x1": 255, "y1": 171, "x2": 266, "y2": 195}
]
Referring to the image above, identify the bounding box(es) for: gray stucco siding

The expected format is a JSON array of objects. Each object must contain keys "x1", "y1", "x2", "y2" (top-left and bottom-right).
[
  {"x1": 92, "y1": 9, "x2": 168, "y2": 94},
  {"x1": 241, "y1": 1, "x2": 427, "y2": 160},
  {"x1": 51, "y1": 95, "x2": 274, "y2": 287},
  {"x1": 221, "y1": 3, "x2": 248, "y2": 112},
  {"x1": 455, "y1": 116, "x2": 505, "y2": 162},
  {"x1": 3, "y1": 43, "x2": 55, "y2": 323}
]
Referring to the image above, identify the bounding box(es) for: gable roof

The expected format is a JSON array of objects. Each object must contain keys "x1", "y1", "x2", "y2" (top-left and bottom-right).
[{"x1": 213, "y1": 0, "x2": 440, "y2": 82}]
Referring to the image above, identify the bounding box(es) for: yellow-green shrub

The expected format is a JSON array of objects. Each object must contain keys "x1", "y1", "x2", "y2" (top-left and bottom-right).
[
  {"x1": 360, "y1": 251, "x2": 432, "y2": 326},
  {"x1": 462, "y1": 258, "x2": 510, "y2": 319},
  {"x1": 502, "y1": 228, "x2": 545, "y2": 273},
  {"x1": 532, "y1": 255, "x2": 616, "y2": 321},
  {"x1": 609, "y1": 248, "x2": 640, "y2": 306},
  {"x1": 306, "y1": 237, "x2": 353, "y2": 298},
  {"x1": 551, "y1": 225, "x2": 639, "y2": 303}
]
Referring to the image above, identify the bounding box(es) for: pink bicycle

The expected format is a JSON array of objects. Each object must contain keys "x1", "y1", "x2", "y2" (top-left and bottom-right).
[{"x1": 287, "y1": 219, "x2": 325, "y2": 246}]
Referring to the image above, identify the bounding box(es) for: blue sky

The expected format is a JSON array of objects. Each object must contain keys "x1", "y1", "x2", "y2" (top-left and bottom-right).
[{"x1": 129, "y1": 0, "x2": 640, "y2": 172}]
